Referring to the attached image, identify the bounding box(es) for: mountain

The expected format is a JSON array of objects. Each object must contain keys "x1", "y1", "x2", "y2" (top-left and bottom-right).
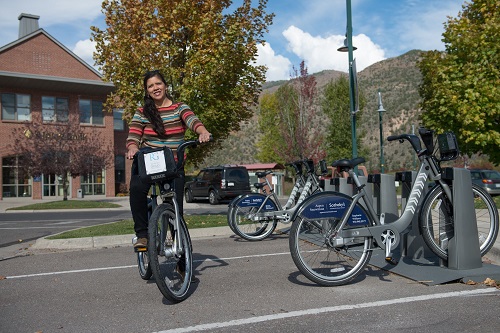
[{"x1": 202, "y1": 50, "x2": 424, "y2": 172}]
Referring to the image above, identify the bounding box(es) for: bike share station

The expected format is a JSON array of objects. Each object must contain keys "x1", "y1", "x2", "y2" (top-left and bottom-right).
[{"x1": 326, "y1": 168, "x2": 500, "y2": 285}]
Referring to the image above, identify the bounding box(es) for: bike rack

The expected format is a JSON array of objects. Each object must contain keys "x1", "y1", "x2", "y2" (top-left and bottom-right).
[
  {"x1": 367, "y1": 173, "x2": 399, "y2": 223},
  {"x1": 367, "y1": 168, "x2": 500, "y2": 285}
]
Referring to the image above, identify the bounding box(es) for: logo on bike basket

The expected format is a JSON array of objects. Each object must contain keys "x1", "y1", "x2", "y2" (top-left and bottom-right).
[
  {"x1": 238, "y1": 195, "x2": 277, "y2": 211},
  {"x1": 301, "y1": 195, "x2": 368, "y2": 226}
]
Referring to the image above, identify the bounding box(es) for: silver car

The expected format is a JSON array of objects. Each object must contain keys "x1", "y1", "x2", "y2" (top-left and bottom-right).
[{"x1": 470, "y1": 169, "x2": 500, "y2": 196}]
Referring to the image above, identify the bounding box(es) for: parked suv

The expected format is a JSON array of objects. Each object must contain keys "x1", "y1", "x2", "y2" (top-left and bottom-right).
[
  {"x1": 470, "y1": 169, "x2": 500, "y2": 196},
  {"x1": 184, "y1": 165, "x2": 251, "y2": 204}
]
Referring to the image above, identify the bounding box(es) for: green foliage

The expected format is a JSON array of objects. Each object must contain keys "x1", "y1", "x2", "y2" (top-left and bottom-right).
[
  {"x1": 321, "y1": 75, "x2": 368, "y2": 163},
  {"x1": 418, "y1": 0, "x2": 500, "y2": 164},
  {"x1": 255, "y1": 93, "x2": 286, "y2": 163},
  {"x1": 91, "y1": 0, "x2": 274, "y2": 165},
  {"x1": 255, "y1": 61, "x2": 325, "y2": 164}
]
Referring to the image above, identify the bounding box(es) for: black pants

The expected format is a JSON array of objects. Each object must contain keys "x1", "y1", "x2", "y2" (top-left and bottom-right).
[{"x1": 129, "y1": 161, "x2": 185, "y2": 238}]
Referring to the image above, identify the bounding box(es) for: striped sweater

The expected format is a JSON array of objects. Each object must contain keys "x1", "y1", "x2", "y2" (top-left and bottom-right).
[{"x1": 126, "y1": 102, "x2": 204, "y2": 157}]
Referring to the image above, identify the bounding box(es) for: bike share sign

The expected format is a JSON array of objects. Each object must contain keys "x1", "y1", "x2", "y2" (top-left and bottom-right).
[
  {"x1": 237, "y1": 195, "x2": 278, "y2": 211},
  {"x1": 300, "y1": 195, "x2": 369, "y2": 226},
  {"x1": 144, "y1": 150, "x2": 167, "y2": 175}
]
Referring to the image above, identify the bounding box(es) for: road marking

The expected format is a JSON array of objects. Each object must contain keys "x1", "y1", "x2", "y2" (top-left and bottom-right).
[
  {"x1": 4, "y1": 252, "x2": 291, "y2": 279},
  {"x1": 152, "y1": 289, "x2": 499, "y2": 333}
]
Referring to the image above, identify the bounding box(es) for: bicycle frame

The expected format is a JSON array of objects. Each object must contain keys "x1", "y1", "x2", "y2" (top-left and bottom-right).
[
  {"x1": 246, "y1": 161, "x2": 324, "y2": 223},
  {"x1": 326, "y1": 152, "x2": 453, "y2": 259}
]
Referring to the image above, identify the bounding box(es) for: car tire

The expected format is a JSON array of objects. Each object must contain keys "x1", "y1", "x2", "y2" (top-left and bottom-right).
[
  {"x1": 209, "y1": 190, "x2": 219, "y2": 205},
  {"x1": 185, "y1": 189, "x2": 194, "y2": 203}
]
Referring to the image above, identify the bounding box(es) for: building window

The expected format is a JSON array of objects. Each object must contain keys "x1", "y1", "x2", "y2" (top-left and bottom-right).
[
  {"x1": 1, "y1": 93, "x2": 31, "y2": 121},
  {"x1": 115, "y1": 155, "x2": 125, "y2": 183},
  {"x1": 113, "y1": 108, "x2": 125, "y2": 130},
  {"x1": 79, "y1": 99, "x2": 104, "y2": 125},
  {"x1": 81, "y1": 170, "x2": 105, "y2": 195},
  {"x1": 2, "y1": 156, "x2": 32, "y2": 197},
  {"x1": 42, "y1": 96, "x2": 69, "y2": 122}
]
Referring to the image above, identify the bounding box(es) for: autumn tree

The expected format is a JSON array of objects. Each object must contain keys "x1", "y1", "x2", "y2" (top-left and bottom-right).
[
  {"x1": 256, "y1": 61, "x2": 325, "y2": 164},
  {"x1": 11, "y1": 123, "x2": 114, "y2": 200},
  {"x1": 91, "y1": 0, "x2": 274, "y2": 165},
  {"x1": 418, "y1": 0, "x2": 500, "y2": 164},
  {"x1": 321, "y1": 75, "x2": 367, "y2": 164}
]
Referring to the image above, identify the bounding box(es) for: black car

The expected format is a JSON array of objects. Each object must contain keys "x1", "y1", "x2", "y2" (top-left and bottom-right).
[
  {"x1": 184, "y1": 165, "x2": 251, "y2": 204},
  {"x1": 470, "y1": 169, "x2": 500, "y2": 196}
]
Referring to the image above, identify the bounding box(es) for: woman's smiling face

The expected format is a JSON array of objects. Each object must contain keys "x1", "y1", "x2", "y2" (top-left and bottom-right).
[{"x1": 146, "y1": 75, "x2": 167, "y2": 103}]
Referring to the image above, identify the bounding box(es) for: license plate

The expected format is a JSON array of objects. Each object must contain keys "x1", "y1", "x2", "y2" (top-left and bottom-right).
[
  {"x1": 228, "y1": 182, "x2": 235, "y2": 186},
  {"x1": 496, "y1": 184, "x2": 500, "y2": 188}
]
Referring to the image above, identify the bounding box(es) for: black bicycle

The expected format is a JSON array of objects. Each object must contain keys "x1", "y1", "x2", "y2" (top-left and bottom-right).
[{"x1": 133, "y1": 139, "x2": 209, "y2": 302}]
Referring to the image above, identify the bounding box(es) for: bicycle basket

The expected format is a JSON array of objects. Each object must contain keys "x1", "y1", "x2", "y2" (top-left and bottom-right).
[
  {"x1": 137, "y1": 147, "x2": 177, "y2": 184},
  {"x1": 437, "y1": 132, "x2": 460, "y2": 161}
]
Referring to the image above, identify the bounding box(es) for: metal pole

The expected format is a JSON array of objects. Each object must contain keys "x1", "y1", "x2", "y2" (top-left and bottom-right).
[
  {"x1": 346, "y1": 0, "x2": 357, "y2": 161},
  {"x1": 377, "y1": 90, "x2": 386, "y2": 173}
]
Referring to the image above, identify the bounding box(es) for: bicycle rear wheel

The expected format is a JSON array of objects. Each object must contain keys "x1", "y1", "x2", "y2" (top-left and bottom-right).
[
  {"x1": 148, "y1": 203, "x2": 193, "y2": 302},
  {"x1": 136, "y1": 250, "x2": 152, "y2": 280},
  {"x1": 231, "y1": 203, "x2": 278, "y2": 241},
  {"x1": 289, "y1": 216, "x2": 373, "y2": 286},
  {"x1": 419, "y1": 183, "x2": 499, "y2": 260}
]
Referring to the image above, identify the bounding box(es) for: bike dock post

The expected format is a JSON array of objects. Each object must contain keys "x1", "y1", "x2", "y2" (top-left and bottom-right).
[
  {"x1": 442, "y1": 168, "x2": 482, "y2": 270},
  {"x1": 395, "y1": 171, "x2": 434, "y2": 259},
  {"x1": 348, "y1": 175, "x2": 373, "y2": 210},
  {"x1": 368, "y1": 173, "x2": 398, "y2": 223},
  {"x1": 329, "y1": 177, "x2": 352, "y2": 196}
]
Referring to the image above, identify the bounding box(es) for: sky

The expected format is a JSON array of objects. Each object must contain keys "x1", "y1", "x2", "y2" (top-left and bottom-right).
[{"x1": 0, "y1": 0, "x2": 465, "y2": 82}]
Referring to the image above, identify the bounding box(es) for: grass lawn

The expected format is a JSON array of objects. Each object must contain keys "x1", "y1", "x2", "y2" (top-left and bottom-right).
[{"x1": 47, "y1": 215, "x2": 227, "y2": 239}]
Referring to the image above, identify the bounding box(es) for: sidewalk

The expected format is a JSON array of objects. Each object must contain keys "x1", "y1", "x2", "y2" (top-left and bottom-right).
[{"x1": 1, "y1": 196, "x2": 499, "y2": 267}]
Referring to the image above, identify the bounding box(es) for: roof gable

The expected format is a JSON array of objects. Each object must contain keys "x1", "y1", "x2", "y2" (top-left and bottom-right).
[{"x1": 0, "y1": 29, "x2": 102, "y2": 81}]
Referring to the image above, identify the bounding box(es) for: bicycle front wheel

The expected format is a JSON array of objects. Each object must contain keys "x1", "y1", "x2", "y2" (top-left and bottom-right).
[
  {"x1": 419, "y1": 183, "x2": 499, "y2": 260},
  {"x1": 289, "y1": 216, "x2": 373, "y2": 286},
  {"x1": 148, "y1": 204, "x2": 193, "y2": 303}
]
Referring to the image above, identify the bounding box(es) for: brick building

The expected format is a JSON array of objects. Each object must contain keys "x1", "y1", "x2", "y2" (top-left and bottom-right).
[{"x1": 0, "y1": 13, "x2": 129, "y2": 201}]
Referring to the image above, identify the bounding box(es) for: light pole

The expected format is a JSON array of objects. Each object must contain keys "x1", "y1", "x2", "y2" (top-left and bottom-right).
[
  {"x1": 377, "y1": 90, "x2": 386, "y2": 173},
  {"x1": 337, "y1": 0, "x2": 357, "y2": 161}
]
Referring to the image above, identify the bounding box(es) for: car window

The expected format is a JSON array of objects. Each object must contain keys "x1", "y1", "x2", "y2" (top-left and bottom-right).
[
  {"x1": 213, "y1": 170, "x2": 222, "y2": 182},
  {"x1": 484, "y1": 171, "x2": 500, "y2": 180},
  {"x1": 227, "y1": 169, "x2": 248, "y2": 181},
  {"x1": 471, "y1": 171, "x2": 481, "y2": 180},
  {"x1": 201, "y1": 171, "x2": 211, "y2": 181}
]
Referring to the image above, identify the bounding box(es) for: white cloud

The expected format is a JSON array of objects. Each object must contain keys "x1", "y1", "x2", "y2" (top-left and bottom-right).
[
  {"x1": 72, "y1": 39, "x2": 97, "y2": 68},
  {"x1": 282, "y1": 25, "x2": 385, "y2": 74},
  {"x1": 256, "y1": 43, "x2": 292, "y2": 82}
]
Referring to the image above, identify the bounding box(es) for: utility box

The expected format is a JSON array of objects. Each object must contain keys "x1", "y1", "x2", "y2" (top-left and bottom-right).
[{"x1": 77, "y1": 189, "x2": 84, "y2": 199}]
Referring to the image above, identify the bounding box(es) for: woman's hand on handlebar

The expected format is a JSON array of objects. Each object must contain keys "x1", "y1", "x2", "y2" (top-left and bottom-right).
[
  {"x1": 127, "y1": 146, "x2": 139, "y2": 160},
  {"x1": 198, "y1": 131, "x2": 212, "y2": 143}
]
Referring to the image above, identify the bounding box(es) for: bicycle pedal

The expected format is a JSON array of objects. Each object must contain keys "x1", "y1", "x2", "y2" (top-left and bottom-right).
[
  {"x1": 385, "y1": 257, "x2": 398, "y2": 265},
  {"x1": 134, "y1": 247, "x2": 147, "y2": 253}
]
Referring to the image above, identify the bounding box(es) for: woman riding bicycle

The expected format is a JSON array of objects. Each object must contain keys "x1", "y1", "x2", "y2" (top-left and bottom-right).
[{"x1": 126, "y1": 70, "x2": 211, "y2": 249}]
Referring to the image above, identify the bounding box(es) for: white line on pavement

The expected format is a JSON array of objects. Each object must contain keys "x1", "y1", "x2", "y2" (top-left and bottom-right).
[{"x1": 153, "y1": 289, "x2": 499, "y2": 333}]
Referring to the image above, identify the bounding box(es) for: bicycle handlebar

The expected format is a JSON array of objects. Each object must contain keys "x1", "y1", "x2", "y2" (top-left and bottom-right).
[
  {"x1": 175, "y1": 135, "x2": 213, "y2": 169},
  {"x1": 387, "y1": 133, "x2": 423, "y2": 154}
]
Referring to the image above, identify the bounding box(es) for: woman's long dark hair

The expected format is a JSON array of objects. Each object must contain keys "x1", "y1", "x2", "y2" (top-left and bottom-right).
[{"x1": 142, "y1": 70, "x2": 170, "y2": 138}]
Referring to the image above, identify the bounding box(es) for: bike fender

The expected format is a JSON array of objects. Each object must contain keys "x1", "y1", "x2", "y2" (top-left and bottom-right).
[
  {"x1": 233, "y1": 193, "x2": 278, "y2": 211},
  {"x1": 290, "y1": 191, "x2": 370, "y2": 227}
]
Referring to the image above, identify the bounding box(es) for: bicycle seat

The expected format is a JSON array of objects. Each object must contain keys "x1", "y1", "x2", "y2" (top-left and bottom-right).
[
  {"x1": 255, "y1": 170, "x2": 273, "y2": 178},
  {"x1": 332, "y1": 157, "x2": 366, "y2": 169},
  {"x1": 254, "y1": 182, "x2": 267, "y2": 189}
]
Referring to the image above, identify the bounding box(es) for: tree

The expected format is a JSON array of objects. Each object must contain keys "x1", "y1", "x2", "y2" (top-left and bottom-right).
[
  {"x1": 321, "y1": 76, "x2": 368, "y2": 164},
  {"x1": 418, "y1": 0, "x2": 500, "y2": 164},
  {"x1": 91, "y1": 0, "x2": 274, "y2": 166},
  {"x1": 11, "y1": 123, "x2": 114, "y2": 200},
  {"x1": 255, "y1": 61, "x2": 326, "y2": 164}
]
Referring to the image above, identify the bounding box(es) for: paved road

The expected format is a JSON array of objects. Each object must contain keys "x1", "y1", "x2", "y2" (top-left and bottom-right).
[{"x1": 1, "y1": 233, "x2": 500, "y2": 333}]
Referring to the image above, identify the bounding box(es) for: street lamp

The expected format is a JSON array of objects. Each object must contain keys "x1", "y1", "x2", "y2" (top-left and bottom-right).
[
  {"x1": 377, "y1": 90, "x2": 386, "y2": 173},
  {"x1": 337, "y1": 0, "x2": 358, "y2": 162}
]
